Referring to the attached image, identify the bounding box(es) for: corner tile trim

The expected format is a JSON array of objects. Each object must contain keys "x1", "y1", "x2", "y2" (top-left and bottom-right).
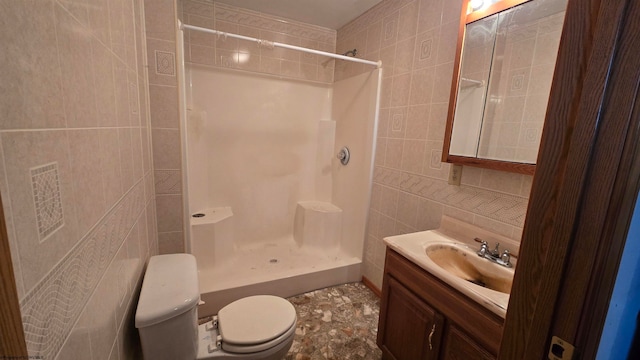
[{"x1": 19, "y1": 180, "x2": 145, "y2": 359}]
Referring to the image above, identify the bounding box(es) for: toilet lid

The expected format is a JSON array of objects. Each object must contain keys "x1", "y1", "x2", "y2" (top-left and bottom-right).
[{"x1": 217, "y1": 295, "x2": 296, "y2": 346}]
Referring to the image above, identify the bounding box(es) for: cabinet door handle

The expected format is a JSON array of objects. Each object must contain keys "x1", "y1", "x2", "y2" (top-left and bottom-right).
[{"x1": 428, "y1": 323, "x2": 436, "y2": 350}]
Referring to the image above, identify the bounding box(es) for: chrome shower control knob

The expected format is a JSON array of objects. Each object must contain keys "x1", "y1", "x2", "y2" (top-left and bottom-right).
[{"x1": 337, "y1": 146, "x2": 350, "y2": 165}]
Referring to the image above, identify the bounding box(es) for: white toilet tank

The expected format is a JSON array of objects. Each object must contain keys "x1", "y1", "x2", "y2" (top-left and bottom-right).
[{"x1": 136, "y1": 254, "x2": 201, "y2": 360}]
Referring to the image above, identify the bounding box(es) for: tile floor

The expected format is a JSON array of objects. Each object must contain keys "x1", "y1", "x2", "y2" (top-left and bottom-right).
[{"x1": 284, "y1": 282, "x2": 382, "y2": 360}]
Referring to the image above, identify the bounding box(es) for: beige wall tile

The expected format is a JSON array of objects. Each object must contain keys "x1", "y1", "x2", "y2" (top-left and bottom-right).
[
  {"x1": 99, "y1": 129, "x2": 124, "y2": 208},
  {"x1": 92, "y1": 39, "x2": 118, "y2": 128},
  {"x1": 397, "y1": 1, "x2": 419, "y2": 41},
  {"x1": 436, "y1": 20, "x2": 459, "y2": 64},
  {"x1": 396, "y1": 191, "x2": 419, "y2": 228},
  {"x1": 416, "y1": 197, "x2": 443, "y2": 230},
  {"x1": 68, "y1": 130, "x2": 108, "y2": 237},
  {"x1": 156, "y1": 194, "x2": 183, "y2": 232},
  {"x1": 406, "y1": 104, "x2": 430, "y2": 139},
  {"x1": 151, "y1": 128, "x2": 181, "y2": 170},
  {"x1": 417, "y1": 0, "x2": 444, "y2": 33},
  {"x1": 390, "y1": 73, "x2": 411, "y2": 107},
  {"x1": 114, "y1": 61, "x2": 131, "y2": 127},
  {"x1": 401, "y1": 140, "x2": 426, "y2": 174},
  {"x1": 88, "y1": 0, "x2": 111, "y2": 45},
  {"x1": 109, "y1": 0, "x2": 127, "y2": 61},
  {"x1": 119, "y1": 128, "x2": 134, "y2": 191},
  {"x1": 395, "y1": 37, "x2": 416, "y2": 75},
  {"x1": 144, "y1": 0, "x2": 176, "y2": 41},
  {"x1": 85, "y1": 263, "x2": 119, "y2": 360},
  {"x1": 141, "y1": 127, "x2": 152, "y2": 173},
  {"x1": 147, "y1": 200, "x2": 159, "y2": 256},
  {"x1": 149, "y1": 85, "x2": 180, "y2": 129},
  {"x1": 131, "y1": 128, "x2": 144, "y2": 183},
  {"x1": 384, "y1": 138, "x2": 404, "y2": 169},
  {"x1": 158, "y1": 231, "x2": 185, "y2": 254},
  {"x1": 367, "y1": 21, "x2": 383, "y2": 54},
  {"x1": 56, "y1": 4, "x2": 99, "y2": 128},
  {"x1": 479, "y1": 169, "x2": 524, "y2": 196},
  {"x1": 379, "y1": 186, "x2": 399, "y2": 218},
  {"x1": 409, "y1": 67, "x2": 435, "y2": 105},
  {"x1": 0, "y1": 0, "x2": 65, "y2": 130},
  {"x1": 379, "y1": 45, "x2": 396, "y2": 78}
]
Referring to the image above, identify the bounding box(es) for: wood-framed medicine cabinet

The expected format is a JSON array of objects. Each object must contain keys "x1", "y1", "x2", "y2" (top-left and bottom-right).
[{"x1": 442, "y1": 0, "x2": 568, "y2": 175}]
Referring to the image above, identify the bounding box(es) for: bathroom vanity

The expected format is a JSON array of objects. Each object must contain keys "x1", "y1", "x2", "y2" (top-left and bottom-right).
[{"x1": 376, "y1": 217, "x2": 518, "y2": 360}]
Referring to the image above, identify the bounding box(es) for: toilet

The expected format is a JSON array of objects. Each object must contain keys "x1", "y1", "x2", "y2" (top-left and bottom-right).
[{"x1": 135, "y1": 254, "x2": 297, "y2": 360}]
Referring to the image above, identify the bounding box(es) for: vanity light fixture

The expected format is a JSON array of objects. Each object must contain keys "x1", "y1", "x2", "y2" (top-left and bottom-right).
[{"x1": 470, "y1": 0, "x2": 485, "y2": 11}]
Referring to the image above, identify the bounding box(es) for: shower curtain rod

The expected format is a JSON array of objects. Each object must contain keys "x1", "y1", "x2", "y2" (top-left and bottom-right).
[{"x1": 180, "y1": 23, "x2": 382, "y2": 68}]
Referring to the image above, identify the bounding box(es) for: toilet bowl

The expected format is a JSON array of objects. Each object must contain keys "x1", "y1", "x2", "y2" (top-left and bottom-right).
[{"x1": 135, "y1": 254, "x2": 297, "y2": 360}]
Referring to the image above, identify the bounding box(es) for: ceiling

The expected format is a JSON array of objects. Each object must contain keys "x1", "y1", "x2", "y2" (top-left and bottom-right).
[{"x1": 213, "y1": 0, "x2": 383, "y2": 30}]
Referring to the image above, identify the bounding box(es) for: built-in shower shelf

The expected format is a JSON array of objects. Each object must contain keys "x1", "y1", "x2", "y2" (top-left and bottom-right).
[{"x1": 190, "y1": 207, "x2": 233, "y2": 226}]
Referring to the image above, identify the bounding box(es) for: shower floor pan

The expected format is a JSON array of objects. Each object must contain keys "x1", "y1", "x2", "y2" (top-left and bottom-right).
[{"x1": 196, "y1": 239, "x2": 362, "y2": 317}]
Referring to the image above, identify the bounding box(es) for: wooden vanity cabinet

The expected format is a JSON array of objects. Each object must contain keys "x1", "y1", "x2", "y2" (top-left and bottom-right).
[{"x1": 377, "y1": 249, "x2": 504, "y2": 360}]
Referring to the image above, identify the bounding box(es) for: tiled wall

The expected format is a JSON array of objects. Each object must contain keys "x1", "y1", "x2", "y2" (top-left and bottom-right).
[
  {"x1": 336, "y1": 0, "x2": 534, "y2": 288},
  {"x1": 144, "y1": 0, "x2": 185, "y2": 254},
  {"x1": 1, "y1": 0, "x2": 157, "y2": 359},
  {"x1": 182, "y1": 1, "x2": 337, "y2": 83}
]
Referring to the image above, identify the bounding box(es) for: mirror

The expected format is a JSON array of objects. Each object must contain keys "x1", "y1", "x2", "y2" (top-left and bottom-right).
[{"x1": 443, "y1": 0, "x2": 568, "y2": 175}]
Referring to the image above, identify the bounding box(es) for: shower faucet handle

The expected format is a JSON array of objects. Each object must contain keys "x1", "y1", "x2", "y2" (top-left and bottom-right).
[{"x1": 337, "y1": 146, "x2": 350, "y2": 165}]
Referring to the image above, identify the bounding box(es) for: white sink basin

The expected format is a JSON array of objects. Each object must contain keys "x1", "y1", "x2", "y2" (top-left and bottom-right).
[{"x1": 384, "y1": 230, "x2": 515, "y2": 318}]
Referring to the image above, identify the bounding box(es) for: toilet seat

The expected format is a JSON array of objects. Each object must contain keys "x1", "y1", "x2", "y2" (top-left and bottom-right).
[{"x1": 217, "y1": 295, "x2": 297, "y2": 354}]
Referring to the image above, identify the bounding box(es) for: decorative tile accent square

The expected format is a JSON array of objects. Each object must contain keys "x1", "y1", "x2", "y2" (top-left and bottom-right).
[
  {"x1": 391, "y1": 112, "x2": 403, "y2": 132},
  {"x1": 384, "y1": 20, "x2": 396, "y2": 40},
  {"x1": 420, "y1": 39, "x2": 433, "y2": 60},
  {"x1": 30, "y1": 163, "x2": 64, "y2": 241},
  {"x1": 524, "y1": 127, "x2": 539, "y2": 143},
  {"x1": 155, "y1": 50, "x2": 176, "y2": 76},
  {"x1": 511, "y1": 74, "x2": 525, "y2": 91},
  {"x1": 219, "y1": 55, "x2": 232, "y2": 68},
  {"x1": 430, "y1": 149, "x2": 442, "y2": 170}
]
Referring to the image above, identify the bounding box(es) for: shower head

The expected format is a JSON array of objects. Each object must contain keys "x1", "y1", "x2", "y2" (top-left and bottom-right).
[{"x1": 342, "y1": 49, "x2": 358, "y2": 57}]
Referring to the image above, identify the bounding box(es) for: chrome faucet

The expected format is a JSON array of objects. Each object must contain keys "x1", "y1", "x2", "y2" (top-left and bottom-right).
[{"x1": 475, "y1": 238, "x2": 512, "y2": 268}]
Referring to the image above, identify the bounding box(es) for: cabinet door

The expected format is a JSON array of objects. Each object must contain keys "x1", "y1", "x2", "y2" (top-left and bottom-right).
[
  {"x1": 440, "y1": 325, "x2": 495, "y2": 360},
  {"x1": 378, "y1": 276, "x2": 444, "y2": 360}
]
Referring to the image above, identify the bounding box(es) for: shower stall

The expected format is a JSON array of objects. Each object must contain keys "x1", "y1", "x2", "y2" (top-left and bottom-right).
[{"x1": 178, "y1": 23, "x2": 382, "y2": 316}]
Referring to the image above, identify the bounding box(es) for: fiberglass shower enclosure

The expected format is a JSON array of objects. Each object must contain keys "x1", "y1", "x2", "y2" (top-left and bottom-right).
[{"x1": 178, "y1": 23, "x2": 382, "y2": 316}]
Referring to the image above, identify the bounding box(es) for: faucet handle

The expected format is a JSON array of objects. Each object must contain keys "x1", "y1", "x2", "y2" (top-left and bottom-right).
[
  {"x1": 477, "y1": 241, "x2": 489, "y2": 256},
  {"x1": 491, "y1": 242, "x2": 501, "y2": 256},
  {"x1": 500, "y1": 249, "x2": 512, "y2": 267}
]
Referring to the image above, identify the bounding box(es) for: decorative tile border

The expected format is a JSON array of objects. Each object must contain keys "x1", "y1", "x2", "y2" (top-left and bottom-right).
[
  {"x1": 20, "y1": 181, "x2": 145, "y2": 359},
  {"x1": 394, "y1": 172, "x2": 527, "y2": 227},
  {"x1": 339, "y1": 0, "x2": 413, "y2": 39},
  {"x1": 214, "y1": 3, "x2": 336, "y2": 44},
  {"x1": 30, "y1": 163, "x2": 64, "y2": 241}
]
